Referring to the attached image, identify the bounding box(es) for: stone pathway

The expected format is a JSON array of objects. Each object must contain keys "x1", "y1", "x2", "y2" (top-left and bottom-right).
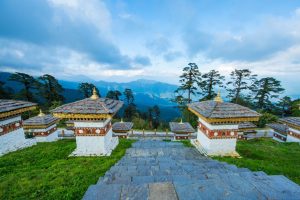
[{"x1": 83, "y1": 139, "x2": 300, "y2": 200}]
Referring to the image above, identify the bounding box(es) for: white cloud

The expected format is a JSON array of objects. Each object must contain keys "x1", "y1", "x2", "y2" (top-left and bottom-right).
[{"x1": 48, "y1": 0, "x2": 111, "y2": 34}]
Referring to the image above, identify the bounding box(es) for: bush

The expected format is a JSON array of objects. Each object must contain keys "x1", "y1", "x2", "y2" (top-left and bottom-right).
[{"x1": 257, "y1": 112, "x2": 278, "y2": 128}]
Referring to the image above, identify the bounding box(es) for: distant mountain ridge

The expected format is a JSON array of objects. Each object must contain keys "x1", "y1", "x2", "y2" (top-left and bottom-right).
[{"x1": 0, "y1": 72, "x2": 180, "y2": 121}]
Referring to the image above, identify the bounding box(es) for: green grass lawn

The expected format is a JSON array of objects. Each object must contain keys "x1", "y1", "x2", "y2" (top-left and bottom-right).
[
  {"x1": 0, "y1": 139, "x2": 135, "y2": 200},
  {"x1": 213, "y1": 138, "x2": 300, "y2": 185}
]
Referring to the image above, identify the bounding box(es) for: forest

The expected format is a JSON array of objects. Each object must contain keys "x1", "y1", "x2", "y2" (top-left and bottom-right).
[{"x1": 1, "y1": 63, "x2": 299, "y2": 130}]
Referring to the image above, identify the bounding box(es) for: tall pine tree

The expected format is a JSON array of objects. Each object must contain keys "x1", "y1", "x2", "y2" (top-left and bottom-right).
[
  {"x1": 226, "y1": 69, "x2": 257, "y2": 104},
  {"x1": 9, "y1": 72, "x2": 38, "y2": 101},
  {"x1": 200, "y1": 70, "x2": 224, "y2": 100},
  {"x1": 175, "y1": 63, "x2": 201, "y2": 104},
  {"x1": 252, "y1": 77, "x2": 284, "y2": 109}
]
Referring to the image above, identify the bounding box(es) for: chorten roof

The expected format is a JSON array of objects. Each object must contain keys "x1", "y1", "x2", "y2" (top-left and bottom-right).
[
  {"x1": 23, "y1": 110, "x2": 59, "y2": 127},
  {"x1": 51, "y1": 88, "x2": 123, "y2": 119},
  {"x1": 279, "y1": 117, "x2": 300, "y2": 130},
  {"x1": 188, "y1": 92, "x2": 259, "y2": 123},
  {"x1": 169, "y1": 121, "x2": 195, "y2": 133},
  {"x1": 238, "y1": 122, "x2": 257, "y2": 129},
  {"x1": 267, "y1": 123, "x2": 289, "y2": 135},
  {"x1": 0, "y1": 99, "x2": 37, "y2": 119},
  {"x1": 112, "y1": 121, "x2": 134, "y2": 132}
]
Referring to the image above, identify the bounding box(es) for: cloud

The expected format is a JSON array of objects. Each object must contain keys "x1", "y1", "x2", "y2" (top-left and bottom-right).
[
  {"x1": 0, "y1": 0, "x2": 132, "y2": 69},
  {"x1": 133, "y1": 55, "x2": 152, "y2": 66},
  {"x1": 163, "y1": 51, "x2": 183, "y2": 61},
  {"x1": 183, "y1": 9, "x2": 300, "y2": 62},
  {"x1": 146, "y1": 37, "x2": 172, "y2": 55}
]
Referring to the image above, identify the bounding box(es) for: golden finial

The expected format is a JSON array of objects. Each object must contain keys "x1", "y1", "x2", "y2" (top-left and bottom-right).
[
  {"x1": 121, "y1": 118, "x2": 124, "y2": 123},
  {"x1": 90, "y1": 87, "x2": 99, "y2": 100},
  {"x1": 180, "y1": 118, "x2": 183, "y2": 124},
  {"x1": 214, "y1": 91, "x2": 223, "y2": 102},
  {"x1": 38, "y1": 109, "x2": 45, "y2": 117}
]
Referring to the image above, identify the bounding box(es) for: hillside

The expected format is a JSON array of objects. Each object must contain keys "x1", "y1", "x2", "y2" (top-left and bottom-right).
[{"x1": 0, "y1": 72, "x2": 180, "y2": 121}]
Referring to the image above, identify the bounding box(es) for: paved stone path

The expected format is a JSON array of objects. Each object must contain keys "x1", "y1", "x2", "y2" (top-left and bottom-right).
[{"x1": 83, "y1": 139, "x2": 300, "y2": 200}]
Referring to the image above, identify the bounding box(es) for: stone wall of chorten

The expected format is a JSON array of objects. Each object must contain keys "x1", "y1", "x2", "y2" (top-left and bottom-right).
[
  {"x1": 74, "y1": 120, "x2": 112, "y2": 136},
  {"x1": 0, "y1": 116, "x2": 23, "y2": 136},
  {"x1": 0, "y1": 116, "x2": 36, "y2": 156},
  {"x1": 71, "y1": 119, "x2": 118, "y2": 156},
  {"x1": 197, "y1": 117, "x2": 238, "y2": 155}
]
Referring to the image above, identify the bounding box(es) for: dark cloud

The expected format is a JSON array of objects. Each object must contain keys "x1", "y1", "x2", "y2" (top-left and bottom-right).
[
  {"x1": 183, "y1": 27, "x2": 297, "y2": 62},
  {"x1": 133, "y1": 55, "x2": 151, "y2": 66},
  {"x1": 163, "y1": 51, "x2": 183, "y2": 61},
  {"x1": 146, "y1": 37, "x2": 171, "y2": 55},
  {"x1": 0, "y1": 0, "x2": 132, "y2": 69}
]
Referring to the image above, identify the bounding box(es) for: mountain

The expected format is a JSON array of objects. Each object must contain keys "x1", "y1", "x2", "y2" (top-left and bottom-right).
[{"x1": 0, "y1": 72, "x2": 180, "y2": 121}]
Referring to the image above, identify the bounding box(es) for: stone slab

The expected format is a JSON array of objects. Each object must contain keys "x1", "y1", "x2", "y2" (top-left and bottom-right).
[{"x1": 149, "y1": 182, "x2": 178, "y2": 200}]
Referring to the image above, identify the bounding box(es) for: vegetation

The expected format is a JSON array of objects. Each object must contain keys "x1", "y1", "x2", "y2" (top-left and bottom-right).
[
  {"x1": 199, "y1": 69, "x2": 224, "y2": 100},
  {"x1": 252, "y1": 77, "x2": 285, "y2": 110},
  {"x1": 257, "y1": 112, "x2": 278, "y2": 128},
  {"x1": 9, "y1": 72, "x2": 38, "y2": 101},
  {"x1": 226, "y1": 69, "x2": 257, "y2": 104},
  {"x1": 213, "y1": 138, "x2": 300, "y2": 185},
  {"x1": 0, "y1": 139, "x2": 135, "y2": 200},
  {"x1": 78, "y1": 82, "x2": 99, "y2": 98}
]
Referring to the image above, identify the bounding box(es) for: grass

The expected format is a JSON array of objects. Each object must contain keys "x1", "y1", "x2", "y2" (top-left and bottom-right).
[
  {"x1": 162, "y1": 139, "x2": 194, "y2": 147},
  {"x1": 0, "y1": 139, "x2": 135, "y2": 200},
  {"x1": 213, "y1": 138, "x2": 300, "y2": 185}
]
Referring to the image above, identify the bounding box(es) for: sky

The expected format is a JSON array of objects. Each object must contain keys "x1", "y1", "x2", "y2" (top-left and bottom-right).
[{"x1": 0, "y1": 0, "x2": 300, "y2": 97}]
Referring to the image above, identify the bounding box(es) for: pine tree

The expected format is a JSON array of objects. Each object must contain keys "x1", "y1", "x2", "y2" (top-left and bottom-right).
[
  {"x1": 252, "y1": 77, "x2": 285, "y2": 109},
  {"x1": 152, "y1": 105, "x2": 160, "y2": 129},
  {"x1": 38, "y1": 74, "x2": 64, "y2": 107},
  {"x1": 123, "y1": 88, "x2": 137, "y2": 120},
  {"x1": 175, "y1": 63, "x2": 201, "y2": 104},
  {"x1": 200, "y1": 70, "x2": 224, "y2": 100},
  {"x1": 276, "y1": 96, "x2": 292, "y2": 117},
  {"x1": 78, "y1": 83, "x2": 99, "y2": 98},
  {"x1": 226, "y1": 69, "x2": 257, "y2": 104},
  {"x1": 9, "y1": 72, "x2": 38, "y2": 101},
  {"x1": 106, "y1": 90, "x2": 122, "y2": 100}
]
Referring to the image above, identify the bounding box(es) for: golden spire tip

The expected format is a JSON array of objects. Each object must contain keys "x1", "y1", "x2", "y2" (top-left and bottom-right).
[
  {"x1": 214, "y1": 90, "x2": 223, "y2": 102},
  {"x1": 90, "y1": 87, "x2": 99, "y2": 100},
  {"x1": 38, "y1": 109, "x2": 45, "y2": 117}
]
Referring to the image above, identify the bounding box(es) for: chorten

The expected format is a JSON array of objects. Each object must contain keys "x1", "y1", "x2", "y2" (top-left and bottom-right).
[
  {"x1": 23, "y1": 110, "x2": 59, "y2": 142},
  {"x1": 169, "y1": 119, "x2": 195, "y2": 140},
  {"x1": 0, "y1": 99, "x2": 37, "y2": 156},
  {"x1": 112, "y1": 119, "x2": 133, "y2": 138},
  {"x1": 52, "y1": 88, "x2": 123, "y2": 156},
  {"x1": 188, "y1": 92, "x2": 260, "y2": 156}
]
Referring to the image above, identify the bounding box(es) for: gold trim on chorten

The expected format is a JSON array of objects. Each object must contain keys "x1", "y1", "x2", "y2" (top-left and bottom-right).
[
  {"x1": 214, "y1": 91, "x2": 223, "y2": 102},
  {"x1": 90, "y1": 87, "x2": 99, "y2": 100},
  {"x1": 38, "y1": 109, "x2": 45, "y2": 117}
]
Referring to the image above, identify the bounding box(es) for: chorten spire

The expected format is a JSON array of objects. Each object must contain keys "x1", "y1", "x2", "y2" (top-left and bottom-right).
[
  {"x1": 90, "y1": 87, "x2": 99, "y2": 100},
  {"x1": 38, "y1": 109, "x2": 45, "y2": 117},
  {"x1": 214, "y1": 91, "x2": 223, "y2": 102}
]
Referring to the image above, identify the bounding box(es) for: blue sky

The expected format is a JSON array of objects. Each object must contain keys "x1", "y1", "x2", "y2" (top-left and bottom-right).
[{"x1": 0, "y1": 0, "x2": 300, "y2": 97}]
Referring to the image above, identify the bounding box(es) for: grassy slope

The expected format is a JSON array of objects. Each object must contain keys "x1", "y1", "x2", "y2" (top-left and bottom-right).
[
  {"x1": 0, "y1": 139, "x2": 135, "y2": 200},
  {"x1": 213, "y1": 138, "x2": 300, "y2": 185}
]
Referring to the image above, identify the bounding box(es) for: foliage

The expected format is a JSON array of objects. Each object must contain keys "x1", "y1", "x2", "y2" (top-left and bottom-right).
[
  {"x1": 252, "y1": 77, "x2": 284, "y2": 109},
  {"x1": 0, "y1": 81, "x2": 13, "y2": 98},
  {"x1": 38, "y1": 74, "x2": 64, "y2": 107},
  {"x1": 291, "y1": 99, "x2": 300, "y2": 117},
  {"x1": 0, "y1": 139, "x2": 135, "y2": 200},
  {"x1": 213, "y1": 138, "x2": 300, "y2": 185},
  {"x1": 199, "y1": 70, "x2": 225, "y2": 100},
  {"x1": 175, "y1": 63, "x2": 201, "y2": 104},
  {"x1": 276, "y1": 96, "x2": 292, "y2": 117},
  {"x1": 106, "y1": 90, "x2": 122, "y2": 100},
  {"x1": 78, "y1": 82, "x2": 99, "y2": 98},
  {"x1": 226, "y1": 69, "x2": 257, "y2": 104},
  {"x1": 123, "y1": 88, "x2": 134, "y2": 105},
  {"x1": 257, "y1": 112, "x2": 278, "y2": 128},
  {"x1": 9, "y1": 72, "x2": 38, "y2": 101}
]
